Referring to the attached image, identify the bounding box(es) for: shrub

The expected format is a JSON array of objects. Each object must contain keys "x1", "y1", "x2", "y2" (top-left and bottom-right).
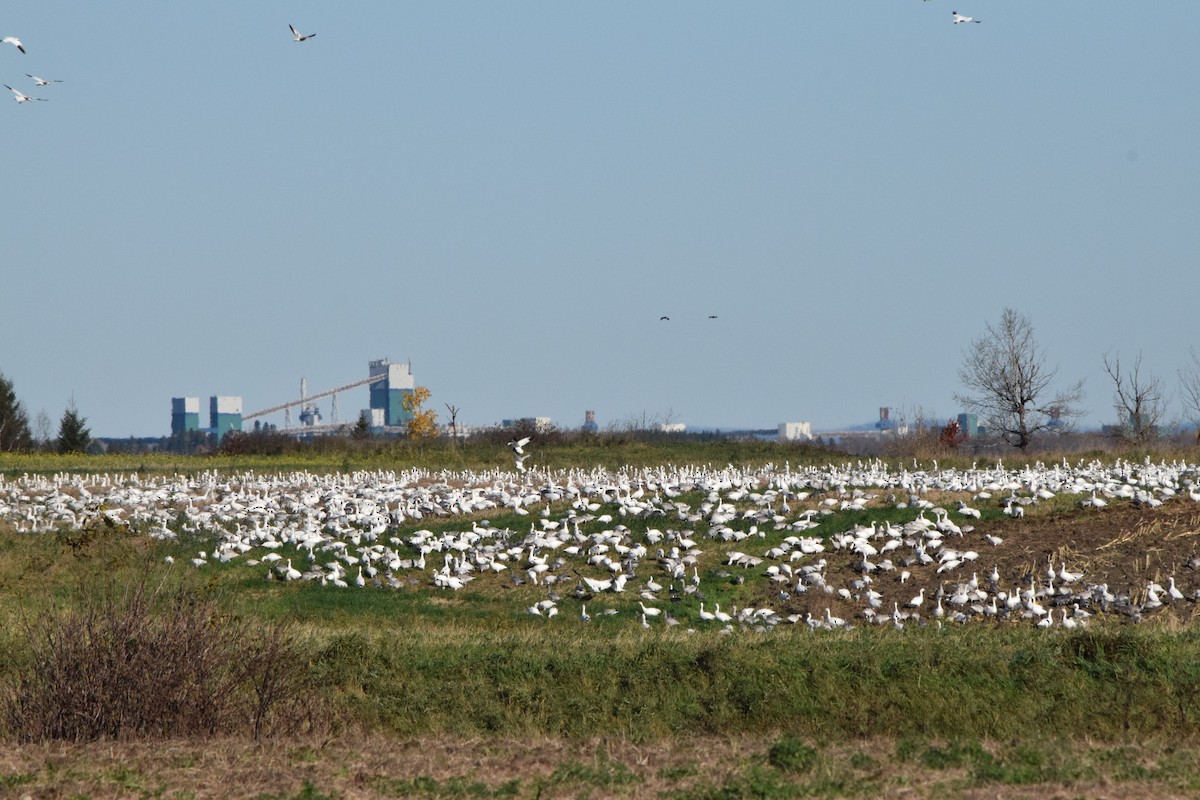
[
  {"x1": 2, "y1": 581, "x2": 322, "y2": 742},
  {"x1": 939, "y1": 419, "x2": 968, "y2": 450}
]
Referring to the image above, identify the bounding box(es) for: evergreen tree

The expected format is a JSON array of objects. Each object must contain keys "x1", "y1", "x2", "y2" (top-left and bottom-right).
[
  {"x1": 57, "y1": 399, "x2": 92, "y2": 454},
  {"x1": 0, "y1": 370, "x2": 33, "y2": 452}
]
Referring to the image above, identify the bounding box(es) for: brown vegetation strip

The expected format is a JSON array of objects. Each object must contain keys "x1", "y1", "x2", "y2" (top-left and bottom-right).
[{"x1": 1, "y1": 735, "x2": 1199, "y2": 799}]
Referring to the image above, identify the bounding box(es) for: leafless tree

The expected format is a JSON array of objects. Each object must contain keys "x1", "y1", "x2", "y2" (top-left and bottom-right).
[
  {"x1": 1103, "y1": 351, "x2": 1165, "y2": 442},
  {"x1": 1179, "y1": 347, "x2": 1200, "y2": 432},
  {"x1": 444, "y1": 403, "x2": 460, "y2": 445},
  {"x1": 33, "y1": 410, "x2": 52, "y2": 447},
  {"x1": 955, "y1": 308, "x2": 1085, "y2": 450}
]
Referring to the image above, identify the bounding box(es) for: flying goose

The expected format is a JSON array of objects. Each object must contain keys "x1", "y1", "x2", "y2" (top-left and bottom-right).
[
  {"x1": 289, "y1": 24, "x2": 316, "y2": 42},
  {"x1": 4, "y1": 84, "x2": 45, "y2": 103}
]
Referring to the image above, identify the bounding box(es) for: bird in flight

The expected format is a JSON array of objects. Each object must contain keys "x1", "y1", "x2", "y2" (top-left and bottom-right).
[
  {"x1": 5, "y1": 84, "x2": 46, "y2": 103},
  {"x1": 660, "y1": 316, "x2": 670, "y2": 321},
  {"x1": 26, "y1": 74, "x2": 61, "y2": 87},
  {"x1": 508, "y1": 436, "x2": 531, "y2": 456},
  {"x1": 952, "y1": 11, "x2": 980, "y2": 24},
  {"x1": 708, "y1": 315, "x2": 718, "y2": 319},
  {"x1": 1, "y1": 36, "x2": 25, "y2": 54},
  {"x1": 289, "y1": 24, "x2": 316, "y2": 42}
]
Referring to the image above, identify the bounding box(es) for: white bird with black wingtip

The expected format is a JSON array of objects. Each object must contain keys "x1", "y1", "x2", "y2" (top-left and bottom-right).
[
  {"x1": 289, "y1": 24, "x2": 316, "y2": 42},
  {"x1": 5, "y1": 84, "x2": 46, "y2": 103},
  {"x1": 508, "y1": 436, "x2": 532, "y2": 471}
]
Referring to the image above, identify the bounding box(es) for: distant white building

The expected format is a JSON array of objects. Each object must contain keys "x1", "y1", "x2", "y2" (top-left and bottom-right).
[
  {"x1": 778, "y1": 421, "x2": 813, "y2": 441},
  {"x1": 502, "y1": 416, "x2": 555, "y2": 433}
]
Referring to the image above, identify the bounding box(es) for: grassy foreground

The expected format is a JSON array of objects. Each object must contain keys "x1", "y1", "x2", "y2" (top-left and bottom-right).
[
  {"x1": 2, "y1": 734, "x2": 1200, "y2": 799},
  {"x1": 6, "y1": 447, "x2": 1200, "y2": 797},
  {"x1": 3, "y1": 516, "x2": 1200, "y2": 746}
]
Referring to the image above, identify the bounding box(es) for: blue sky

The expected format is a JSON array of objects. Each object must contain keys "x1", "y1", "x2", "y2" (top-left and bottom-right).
[{"x1": 3, "y1": 2, "x2": 1198, "y2": 436}]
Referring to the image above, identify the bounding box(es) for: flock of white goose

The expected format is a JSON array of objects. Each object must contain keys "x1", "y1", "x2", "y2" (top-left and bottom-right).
[{"x1": 2, "y1": 456, "x2": 1200, "y2": 632}]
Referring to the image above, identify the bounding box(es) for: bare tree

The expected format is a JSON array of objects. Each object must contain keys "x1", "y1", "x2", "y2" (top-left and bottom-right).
[
  {"x1": 1103, "y1": 351, "x2": 1165, "y2": 442},
  {"x1": 444, "y1": 403, "x2": 460, "y2": 445},
  {"x1": 1180, "y1": 347, "x2": 1200, "y2": 433},
  {"x1": 955, "y1": 308, "x2": 1084, "y2": 450},
  {"x1": 33, "y1": 410, "x2": 52, "y2": 448}
]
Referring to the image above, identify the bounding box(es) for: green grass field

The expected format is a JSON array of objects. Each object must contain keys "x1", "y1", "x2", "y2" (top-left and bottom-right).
[{"x1": 5, "y1": 443, "x2": 1200, "y2": 797}]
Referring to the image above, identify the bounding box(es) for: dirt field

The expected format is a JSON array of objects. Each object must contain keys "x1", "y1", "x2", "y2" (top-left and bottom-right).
[
  {"x1": 743, "y1": 498, "x2": 1200, "y2": 630},
  {"x1": 2, "y1": 734, "x2": 1199, "y2": 799}
]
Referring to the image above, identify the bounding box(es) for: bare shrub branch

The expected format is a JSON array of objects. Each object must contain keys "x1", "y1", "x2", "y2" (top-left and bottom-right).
[{"x1": 3, "y1": 581, "x2": 323, "y2": 743}]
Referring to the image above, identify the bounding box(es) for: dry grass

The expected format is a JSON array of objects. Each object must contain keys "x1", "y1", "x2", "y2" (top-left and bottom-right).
[
  {"x1": 1, "y1": 580, "x2": 325, "y2": 743},
  {"x1": 1, "y1": 735, "x2": 1199, "y2": 799}
]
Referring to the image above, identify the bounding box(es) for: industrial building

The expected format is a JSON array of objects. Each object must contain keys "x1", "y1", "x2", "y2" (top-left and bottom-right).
[
  {"x1": 173, "y1": 358, "x2": 419, "y2": 439},
  {"x1": 211, "y1": 396, "x2": 243, "y2": 440},
  {"x1": 170, "y1": 395, "x2": 243, "y2": 441},
  {"x1": 365, "y1": 359, "x2": 416, "y2": 428},
  {"x1": 778, "y1": 421, "x2": 813, "y2": 441},
  {"x1": 171, "y1": 397, "x2": 200, "y2": 434},
  {"x1": 957, "y1": 413, "x2": 979, "y2": 438}
]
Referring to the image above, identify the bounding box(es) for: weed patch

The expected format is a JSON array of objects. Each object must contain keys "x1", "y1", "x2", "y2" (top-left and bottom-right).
[
  {"x1": 1, "y1": 580, "x2": 325, "y2": 742},
  {"x1": 768, "y1": 737, "x2": 819, "y2": 773}
]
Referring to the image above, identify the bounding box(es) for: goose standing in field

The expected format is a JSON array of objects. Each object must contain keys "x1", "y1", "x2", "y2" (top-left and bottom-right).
[
  {"x1": 952, "y1": 11, "x2": 980, "y2": 24},
  {"x1": 2, "y1": 36, "x2": 25, "y2": 54},
  {"x1": 5, "y1": 84, "x2": 45, "y2": 103},
  {"x1": 1168, "y1": 577, "x2": 1186, "y2": 602},
  {"x1": 289, "y1": 24, "x2": 316, "y2": 42}
]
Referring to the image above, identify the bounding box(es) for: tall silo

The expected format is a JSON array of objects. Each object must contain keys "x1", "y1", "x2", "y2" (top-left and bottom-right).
[
  {"x1": 171, "y1": 397, "x2": 200, "y2": 434},
  {"x1": 210, "y1": 396, "x2": 243, "y2": 440},
  {"x1": 369, "y1": 359, "x2": 415, "y2": 427}
]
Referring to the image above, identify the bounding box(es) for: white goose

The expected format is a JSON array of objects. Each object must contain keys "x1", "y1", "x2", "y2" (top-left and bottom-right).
[
  {"x1": 289, "y1": 24, "x2": 316, "y2": 42},
  {"x1": 4, "y1": 84, "x2": 45, "y2": 103},
  {"x1": 952, "y1": 11, "x2": 980, "y2": 24}
]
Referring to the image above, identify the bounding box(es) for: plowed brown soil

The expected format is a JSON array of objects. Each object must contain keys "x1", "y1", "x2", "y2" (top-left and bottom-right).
[{"x1": 744, "y1": 499, "x2": 1200, "y2": 628}]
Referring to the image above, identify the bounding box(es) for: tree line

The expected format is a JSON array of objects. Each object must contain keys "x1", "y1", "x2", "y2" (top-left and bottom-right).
[
  {"x1": 956, "y1": 307, "x2": 1200, "y2": 450},
  {"x1": 4, "y1": 318, "x2": 1200, "y2": 457},
  {"x1": 0, "y1": 373, "x2": 91, "y2": 453}
]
